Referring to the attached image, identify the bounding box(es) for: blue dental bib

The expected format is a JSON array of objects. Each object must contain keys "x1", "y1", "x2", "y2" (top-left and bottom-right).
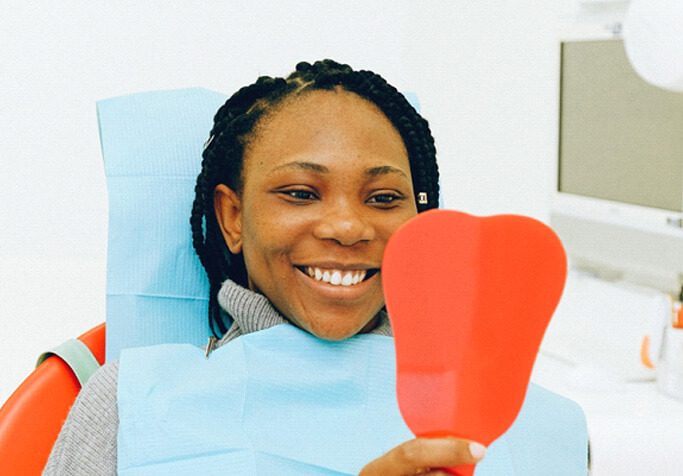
[{"x1": 117, "y1": 325, "x2": 587, "y2": 475}]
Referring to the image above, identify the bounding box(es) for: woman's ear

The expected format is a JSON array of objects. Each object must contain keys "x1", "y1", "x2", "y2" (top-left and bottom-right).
[{"x1": 214, "y1": 184, "x2": 243, "y2": 254}]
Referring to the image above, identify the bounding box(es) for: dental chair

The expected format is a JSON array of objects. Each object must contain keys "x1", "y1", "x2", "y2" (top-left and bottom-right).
[
  {"x1": 0, "y1": 88, "x2": 227, "y2": 475},
  {"x1": 0, "y1": 324, "x2": 105, "y2": 475}
]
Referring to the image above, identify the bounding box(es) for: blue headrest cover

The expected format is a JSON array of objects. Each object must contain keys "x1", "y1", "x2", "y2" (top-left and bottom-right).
[{"x1": 98, "y1": 88, "x2": 227, "y2": 361}]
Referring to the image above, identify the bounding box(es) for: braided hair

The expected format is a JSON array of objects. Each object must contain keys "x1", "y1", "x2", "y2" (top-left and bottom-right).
[{"x1": 191, "y1": 59, "x2": 440, "y2": 336}]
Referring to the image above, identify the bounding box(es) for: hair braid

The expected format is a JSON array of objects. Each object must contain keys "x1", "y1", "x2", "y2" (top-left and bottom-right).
[{"x1": 192, "y1": 59, "x2": 441, "y2": 336}]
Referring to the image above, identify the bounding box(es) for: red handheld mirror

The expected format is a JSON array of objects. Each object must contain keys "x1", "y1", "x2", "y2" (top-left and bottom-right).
[{"x1": 382, "y1": 210, "x2": 567, "y2": 476}]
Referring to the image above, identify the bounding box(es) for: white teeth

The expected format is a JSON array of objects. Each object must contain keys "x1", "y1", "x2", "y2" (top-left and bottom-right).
[{"x1": 304, "y1": 267, "x2": 368, "y2": 286}]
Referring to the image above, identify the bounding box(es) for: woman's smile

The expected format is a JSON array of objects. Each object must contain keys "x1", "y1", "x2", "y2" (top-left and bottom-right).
[
  {"x1": 294, "y1": 262, "x2": 381, "y2": 299},
  {"x1": 298, "y1": 266, "x2": 374, "y2": 287}
]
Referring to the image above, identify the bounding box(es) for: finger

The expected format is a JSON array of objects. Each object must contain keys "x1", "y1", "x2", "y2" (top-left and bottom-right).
[{"x1": 358, "y1": 438, "x2": 486, "y2": 476}]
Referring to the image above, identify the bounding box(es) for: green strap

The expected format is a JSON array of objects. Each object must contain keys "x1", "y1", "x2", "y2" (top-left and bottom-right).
[{"x1": 36, "y1": 338, "x2": 101, "y2": 387}]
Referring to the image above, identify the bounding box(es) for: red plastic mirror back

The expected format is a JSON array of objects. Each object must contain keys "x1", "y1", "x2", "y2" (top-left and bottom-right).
[{"x1": 383, "y1": 210, "x2": 566, "y2": 475}]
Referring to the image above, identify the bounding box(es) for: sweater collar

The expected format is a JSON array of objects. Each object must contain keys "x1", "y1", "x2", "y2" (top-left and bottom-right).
[{"x1": 216, "y1": 279, "x2": 392, "y2": 347}]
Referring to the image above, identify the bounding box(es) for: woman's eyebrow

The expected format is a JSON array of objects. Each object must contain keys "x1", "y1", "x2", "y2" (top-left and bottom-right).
[
  {"x1": 365, "y1": 165, "x2": 409, "y2": 179},
  {"x1": 269, "y1": 161, "x2": 329, "y2": 174}
]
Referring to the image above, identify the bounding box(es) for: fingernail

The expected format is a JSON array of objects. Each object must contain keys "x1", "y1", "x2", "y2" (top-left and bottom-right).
[{"x1": 469, "y1": 442, "x2": 486, "y2": 460}]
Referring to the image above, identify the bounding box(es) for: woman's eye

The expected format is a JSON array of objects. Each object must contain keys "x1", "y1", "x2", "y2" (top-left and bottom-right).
[
  {"x1": 368, "y1": 193, "x2": 405, "y2": 206},
  {"x1": 282, "y1": 189, "x2": 318, "y2": 201}
]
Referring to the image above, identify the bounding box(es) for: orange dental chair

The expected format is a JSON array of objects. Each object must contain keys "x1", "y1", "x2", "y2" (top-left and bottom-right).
[{"x1": 0, "y1": 324, "x2": 105, "y2": 475}]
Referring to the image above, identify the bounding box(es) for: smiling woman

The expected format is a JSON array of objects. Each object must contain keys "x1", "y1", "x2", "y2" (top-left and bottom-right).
[
  {"x1": 191, "y1": 60, "x2": 440, "y2": 338},
  {"x1": 44, "y1": 60, "x2": 492, "y2": 476},
  {"x1": 214, "y1": 89, "x2": 418, "y2": 340}
]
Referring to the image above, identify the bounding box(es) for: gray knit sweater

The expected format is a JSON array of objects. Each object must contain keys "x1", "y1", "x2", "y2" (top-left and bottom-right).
[{"x1": 43, "y1": 280, "x2": 392, "y2": 475}]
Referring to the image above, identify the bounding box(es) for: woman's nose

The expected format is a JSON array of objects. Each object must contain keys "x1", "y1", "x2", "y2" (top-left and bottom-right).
[{"x1": 313, "y1": 202, "x2": 376, "y2": 246}]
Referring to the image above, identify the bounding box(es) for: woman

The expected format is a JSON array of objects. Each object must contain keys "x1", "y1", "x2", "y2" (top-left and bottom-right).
[{"x1": 44, "y1": 60, "x2": 486, "y2": 475}]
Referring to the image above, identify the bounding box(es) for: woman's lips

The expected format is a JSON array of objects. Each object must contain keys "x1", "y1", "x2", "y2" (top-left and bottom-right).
[{"x1": 295, "y1": 266, "x2": 379, "y2": 287}]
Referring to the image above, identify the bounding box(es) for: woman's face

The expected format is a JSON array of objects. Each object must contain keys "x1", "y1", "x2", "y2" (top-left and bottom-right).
[{"x1": 215, "y1": 89, "x2": 418, "y2": 340}]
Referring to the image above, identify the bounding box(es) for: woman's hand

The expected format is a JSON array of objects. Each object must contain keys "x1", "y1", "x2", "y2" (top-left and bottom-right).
[{"x1": 358, "y1": 437, "x2": 486, "y2": 476}]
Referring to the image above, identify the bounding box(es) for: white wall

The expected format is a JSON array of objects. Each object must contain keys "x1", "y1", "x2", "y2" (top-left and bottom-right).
[{"x1": 0, "y1": 0, "x2": 562, "y2": 404}]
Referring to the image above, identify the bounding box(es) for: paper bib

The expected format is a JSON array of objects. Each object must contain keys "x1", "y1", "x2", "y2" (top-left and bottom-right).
[{"x1": 118, "y1": 325, "x2": 586, "y2": 475}]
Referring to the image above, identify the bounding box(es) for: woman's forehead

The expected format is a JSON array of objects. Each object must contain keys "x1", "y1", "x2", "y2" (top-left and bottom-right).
[{"x1": 243, "y1": 89, "x2": 409, "y2": 173}]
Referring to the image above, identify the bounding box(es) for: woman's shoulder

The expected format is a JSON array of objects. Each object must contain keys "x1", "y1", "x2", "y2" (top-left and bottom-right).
[
  {"x1": 71, "y1": 358, "x2": 119, "y2": 410},
  {"x1": 42, "y1": 359, "x2": 119, "y2": 475},
  {"x1": 61, "y1": 358, "x2": 120, "y2": 426}
]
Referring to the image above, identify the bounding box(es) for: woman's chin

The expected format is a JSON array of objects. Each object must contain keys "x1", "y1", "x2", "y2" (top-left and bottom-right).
[{"x1": 290, "y1": 314, "x2": 380, "y2": 342}]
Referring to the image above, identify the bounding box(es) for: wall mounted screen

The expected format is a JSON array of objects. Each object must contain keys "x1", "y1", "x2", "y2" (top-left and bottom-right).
[{"x1": 558, "y1": 39, "x2": 683, "y2": 213}]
